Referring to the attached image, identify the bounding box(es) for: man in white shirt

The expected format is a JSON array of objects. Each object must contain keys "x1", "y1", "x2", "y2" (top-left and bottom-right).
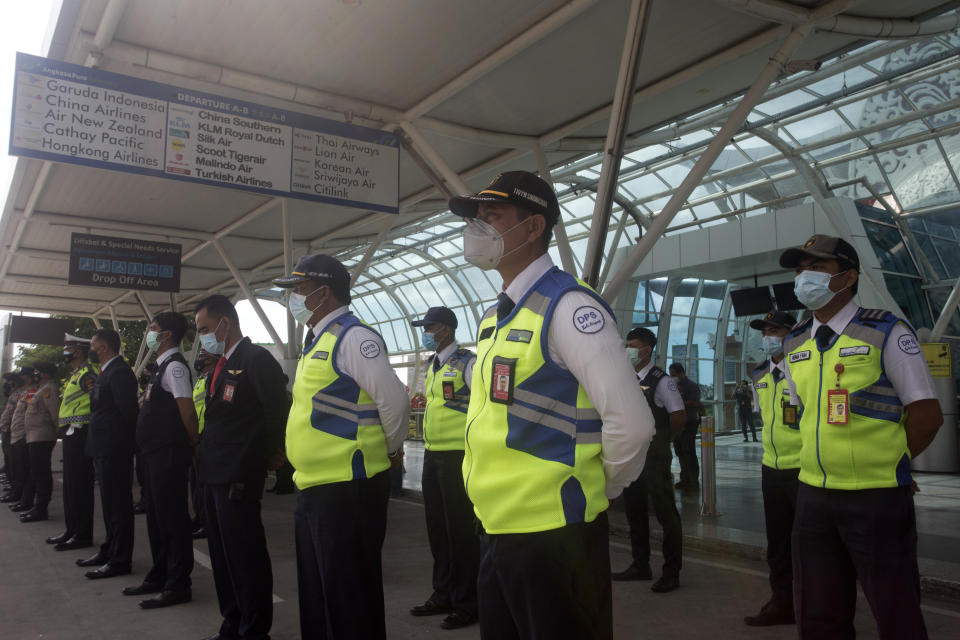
[
  {"x1": 449, "y1": 170, "x2": 654, "y2": 639},
  {"x1": 274, "y1": 254, "x2": 410, "y2": 640},
  {"x1": 613, "y1": 327, "x2": 686, "y2": 593}
]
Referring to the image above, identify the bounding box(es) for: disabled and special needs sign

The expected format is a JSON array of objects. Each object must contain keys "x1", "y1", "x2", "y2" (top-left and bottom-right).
[
  {"x1": 69, "y1": 233, "x2": 182, "y2": 292},
  {"x1": 10, "y1": 52, "x2": 399, "y2": 213}
]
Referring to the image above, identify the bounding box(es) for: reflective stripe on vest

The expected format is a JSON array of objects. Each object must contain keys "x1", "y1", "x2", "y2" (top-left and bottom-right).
[
  {"x1": 58, "y1": 364, "x2": 98, "y2": 426},
  {"x1": 463, "y1": 268, "x2": 609, "y2": 535},
  {"x1": 785, "y1": 308, "x2": 911, "y2": 490},
  {"x1": 751, "y1": 362, "x2": 800, "y2": 470},
  {"x1": 193, "y1": 375, "x2": 207, "y2": 434},
  {"x1": 286, "y1": 313, "x2": 388, "y2": 489},
  {"x1": 424, "y1": 347, "x2": 474, "y2": 451}
]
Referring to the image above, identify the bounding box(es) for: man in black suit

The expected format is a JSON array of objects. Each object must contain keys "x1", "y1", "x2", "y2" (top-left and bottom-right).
[
  {"x1": 77, "y1": 329, "x2": 138, "y2": 579},
  {"x1": 194, "y1": 295, "x2": 289, "y2": 640},
  {"x1": 123, "y1": 312, "x2": 199, "y2": 609}
]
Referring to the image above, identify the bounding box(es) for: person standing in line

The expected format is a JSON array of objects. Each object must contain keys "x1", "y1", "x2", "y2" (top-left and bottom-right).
[
  {"x1": 0, "y1": 368, "x2": 32, "y2": 505},
  {"x1": 409, "y1": 306, "x2": 480, "y2": 630},
  {"x1": 781, "y1": 234, "x2": 942, "y2": 639},
  {"x1": 274, "y1": 254, "x2": 409, "y2": 640},
  {"x1": 194, "y1": 295, "x2": 289, "y2": 640},
  {"x1": 736, "y1": 380, "x2": 758, "y2": 442},
  {"x1": 668, "y1": 362, "x2": 702, "y2": 493},
  {"x1": 189, "y1": 348, "x2": 216, "y2": 540},
  {"x1": 7, "y1": 367, "x2": 38, "y2": 513},
  {"x1": 1, "y1": 372, "x2": 21, "y2": 489},
  {"x1": 19, "y1": 362, "x2": 61, "y2": 523},
  {"x1": 122, "y1": 312, "x2": 199, "y2": 609},
  {"x1": 47, "y1": 334, "x2": 99, "y2": 550},
  {"x1": 743, "y1": 310, "x2": 800, "y2": 627},
  {"x1": 78, "y1": 329, "x2": 139, "y2": 580},
  {"x1": 612, "y1": 328, "x2": 686, "y2": 593},
  {"x1": 449, "y1": 171, "x2": 654, "y2": 639}
]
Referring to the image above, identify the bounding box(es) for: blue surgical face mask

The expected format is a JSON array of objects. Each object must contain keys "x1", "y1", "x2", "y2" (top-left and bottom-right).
[
  {"x1": 794, "y1": 270, "x2": 846, "y2": 310},
  {"x1": 199, "y1": 319, "x2": 225, "y2": 355},
  {"x1": 421, "y1": 331, "x2": 438, "y2": 352},
  {"x1": 761, "y1": 335, "x2": 783, "y2": 356}
]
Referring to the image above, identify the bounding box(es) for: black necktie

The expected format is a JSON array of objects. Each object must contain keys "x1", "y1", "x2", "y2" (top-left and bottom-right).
[
  {"x1": 497, "y1": 293, "x2": 515, "y2": 321},
  {"x1": 303, "y1": 330, "x2": 315, "y2": 350},
  {"x1": 815, "y1": 325, "x2": 835, "y2": 351},
  {"x1": 432, "y1": 356, "x2": 440, "y2": 372},
  {"x1": 773, "y1": 367, "x2": 783, "y2": 383}
]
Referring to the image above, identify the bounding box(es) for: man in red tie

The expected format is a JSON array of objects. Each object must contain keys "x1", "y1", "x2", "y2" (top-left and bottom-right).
[{"x1": 194, "y1": 295, "x2": 290, "y2": 640}]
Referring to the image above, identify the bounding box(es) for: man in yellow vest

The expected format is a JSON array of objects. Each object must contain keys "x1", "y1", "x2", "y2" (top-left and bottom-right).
[
  {"x1": 189, "y1": 348, "x2": 215, "y2": 539},
  {"x1": 274, "y1": 254, "x2": 409, "y2": 640},
  {"x1": 409, "y1": 305, "x2": 479, "y2": 630},
  {"x1": 780, "y1": 234, "x2": 942, "y2": 639},
  {"x1": 449, "y1": 170, "x2": 654, "y2": 639},
  {"x1": 743, "y1": 310, "x2": 799, "y2": 627},
  {"x1": 46, "y1": 334, "x2": 98, "y2": 550}
]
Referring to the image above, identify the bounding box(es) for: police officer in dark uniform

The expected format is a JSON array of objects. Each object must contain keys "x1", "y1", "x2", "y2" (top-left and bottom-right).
[
  {"x1": 613, "y1": 327, "x2": 686, "y2": 593},
  {"x1": 122, "y1": 312, "x2": 199, "y2": 609}
]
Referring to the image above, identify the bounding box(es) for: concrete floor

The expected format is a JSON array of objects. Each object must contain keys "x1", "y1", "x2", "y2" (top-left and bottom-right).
[{"x1": 1, "y1": 441, "x2": 958, "y2": 639}]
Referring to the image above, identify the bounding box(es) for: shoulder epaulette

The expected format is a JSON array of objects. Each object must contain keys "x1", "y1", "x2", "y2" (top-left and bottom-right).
[{"x1": 858, "y1": 308, "x2": 891, "y2": 322}]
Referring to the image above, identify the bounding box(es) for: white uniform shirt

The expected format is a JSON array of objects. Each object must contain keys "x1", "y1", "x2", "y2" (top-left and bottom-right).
[
  {"x1": 752, "y1": 358, "x2": 786, "y2": 412},
  {"x1": 502, "y1": 254, "x2": 654, "y2": 499},
  {"x1": 635, "y1": 361, "x2": 685, "y2": 413},
  {"x1": 784, "y1": 300, "x2": 937, "y2": 406},
  {"x1": 155, "y1": 348, "x2": 193, "y2": 399},
  {"x1": 433, "y1": 342, "x2": 475, "y2": 390},
  {"x1": 309, "y1": 306, "x2": 410, "y2": 453}
]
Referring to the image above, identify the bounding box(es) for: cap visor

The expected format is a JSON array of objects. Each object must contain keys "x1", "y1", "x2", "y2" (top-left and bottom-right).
[
  {"x1": 410, "y1": 319, "x2": 429, "y2": 327},
  {"x1": 780, "y1": 247, "x2": 837, "y2": 268},
  {"x1": 749, "y1": 319, "x2": 769, "y2": 331},
  {"x1": 272, "y1": 274, "x2": 311, "y2": 288}
]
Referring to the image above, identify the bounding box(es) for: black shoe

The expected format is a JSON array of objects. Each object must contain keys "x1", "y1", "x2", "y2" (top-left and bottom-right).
[
  {"x1": 410, "y1": 596, "x2": 452, "y2": 617},
  {"x1": 200, "y1": 634, "x2": 240, "y2": 640},
  {"x1": 272, "y1": 484, "x2": 295, "y2": 495},
  {"x1": 139, "y1": 589, "x2": 192, "y2": 609},
  {"x1": 122, "y1": 582, "x2": 163, "y2": 596},
  {"x1": 85, "y1": 564, "x2": 131, "y2": 579},
  {"x1": 743, "y1": 438, "x2": 749, "y2": 442},
  {"x1": 744, "y1": 601, "x2": 795, "y2": 626},
  {"x1": 191, "y1": 527, "x2": 207, "y2": 540},
  {"x1": 133, "y1": 501, "x2": 146, "y2": 515},
  {"x1": 612, "y1": 563, "x2": 653, "y2": 581},
  {"x1": 0, "y1": 492, "x2": 21, "y2": 503},
  {"x1": 651, "y1": 574, "x2": 680, "y2": 593},
  {"x1": 76, "y1": 552, "x2": 107, "y2": 567},
  {"x1": 46, "y1": 532, "x2": 71, "y2": 545},
  {"x1": 753, "y1": 437, "x2": 759, "y2": 442},
  {"x1": 19, "y1": 507, "x2": 48, "y2": 522},
  {"x1": 9, "y1": 502, "x2": 32, "y2": 512},
  {"x1": 56, "y1": 537, "x2": 92, "y2": 551},
  {"x1": 440, "y1": 610, "x2": 477, "y2": 630}
]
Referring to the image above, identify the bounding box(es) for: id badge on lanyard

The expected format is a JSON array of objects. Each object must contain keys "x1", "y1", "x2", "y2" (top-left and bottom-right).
[{"x1": 826, "y1": 363, "x2": 849, "y2": 425}]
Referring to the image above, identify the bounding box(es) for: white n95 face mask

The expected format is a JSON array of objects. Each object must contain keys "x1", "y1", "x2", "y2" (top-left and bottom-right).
[{"x1": 462, "y1": 218, "x2": 527, "y2": 270}]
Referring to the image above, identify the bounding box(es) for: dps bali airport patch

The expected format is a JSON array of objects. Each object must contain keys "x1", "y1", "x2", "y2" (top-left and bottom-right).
[
  {"x1": 360, "y1": 340, "x2": 381, "y2": 359},
  {"x1": 897, "y1": 334, "x2": 920, "y2": 355},
  {"x1": 573, "y1": 306, "x2": 604, "y2": 334}
]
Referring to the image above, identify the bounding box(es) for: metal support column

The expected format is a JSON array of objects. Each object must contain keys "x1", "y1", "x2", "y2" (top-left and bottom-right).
[
  {"x1": 134, "y1": 291, "x2": 153, "y2": 321},
  {"x1": 91, "y1": 316, "x2": 102, "y2": 330},
  {"x1": 932, "y1": 276, "x2": 960, "y2": 340},
  {"x1": 700, "y1": 415, "x2": 718, "y2": 516},
  {"x1": 534, "y1": 144, "x2": 577, "y2": 275},
  {"x1": 582, "y1": 0, "x2": 651, "y2": 288},
  {"x1": 109, "y1": 306, "x2": 120, "y2": 332},
  {"x1": 350, "y1": 216, "x2": 396, "y2": 287},
  {"x1": 213, "y1": 239, "x2": 286, "y2": 351},
  {"x1": 282, "y1": 199, "x2": 297, "y2": 360},
  {"x1": 399, "y1": 121, "x2": 471, "y2": 195},
  {"x1": 601, "y1": 11, "x2": 838, "y2": 301}
]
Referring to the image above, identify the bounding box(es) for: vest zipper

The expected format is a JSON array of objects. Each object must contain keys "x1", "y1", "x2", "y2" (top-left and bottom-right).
[
  {"x1": 816, "y1": 350, "x2": 827, "y2": 487},
  {"x1": 464, "y1": 325, "x2": 498, "y2": 496},
  {"x1": 770, "y1": 377, "x2": 778, "y2": 469}
]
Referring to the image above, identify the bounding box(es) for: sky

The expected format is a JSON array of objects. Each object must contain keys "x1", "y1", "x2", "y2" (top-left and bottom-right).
[{"x1": 0, "y1": 0, "x2": 286, "y2": 345}]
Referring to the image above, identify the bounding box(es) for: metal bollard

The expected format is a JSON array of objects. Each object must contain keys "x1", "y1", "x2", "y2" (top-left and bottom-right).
[{"x1": 699, "y1": 415, "x2": 718, "y2": 516}]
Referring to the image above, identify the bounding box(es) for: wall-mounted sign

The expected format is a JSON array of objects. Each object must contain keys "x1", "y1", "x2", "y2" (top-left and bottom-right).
[
  {"x1": 10, "y1": 52, "x2": 399, "y2": 213},
  {"x1": 68, "y1": 233, "x2": 182, "y2": 292}
]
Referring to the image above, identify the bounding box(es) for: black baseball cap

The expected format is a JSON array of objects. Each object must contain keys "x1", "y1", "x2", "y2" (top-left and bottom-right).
[
  {"x1": 780, "y1": 234, "x2": 860, "y2": 271},
  {"x1": 17, "y1": 366, "x2": 35, "y2": 378},
  {"x1": 626, "y1": 326, "x2": 657, "y2": 346},
  {"x1": 273, "y1": 254, "x2": 351, "y2": 289},
  {"x1": 449, "y1": 171, "x2": 561, "y2": 225},
  {"x1": 34, "y1": 362, "x2": 57, "y2": 377},
  {"x1": 411, "y1": 306, "x2": 458, "y2": 329},
  {"x1": 750, "y1": 310, "x2": 797, "y2": 332}
]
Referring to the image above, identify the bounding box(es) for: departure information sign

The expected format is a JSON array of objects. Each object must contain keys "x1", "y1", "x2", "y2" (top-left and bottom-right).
[
  {"x1": 9, "y1": 52, "x2": 399, "y2": 213},
  {"x1": 68, "y1": 233, "x2": 182, "y2": 293}
]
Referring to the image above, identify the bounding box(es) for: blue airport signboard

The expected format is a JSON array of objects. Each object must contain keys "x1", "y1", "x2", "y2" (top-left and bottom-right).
[
  {"x1": 69, "y1": 233, "x2": 182, "y2": 292},
  {"x1": 10, "y1": 53, "x2": 400, "y2": 213}
]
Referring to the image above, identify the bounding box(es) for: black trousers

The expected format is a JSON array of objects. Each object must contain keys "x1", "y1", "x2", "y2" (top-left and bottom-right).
[
  {"x1": 421, "y1": 449, "x2": 480, "y2": 616},
  {"x1": 1, "y1": 429, "x2": 11, "y2": 477},
  {"x1": 294, "y1": 470, "x2": 390, "y2": 640},
  {"x1": 673, "y1": 418, "x2": 700, "y2": 487},
  {"x1": 95, "y1": 454, "x2": 134, "y2": 569},
  {"x1": 62, "y1": 428, "x2": 95, "y2": 541},
  {"x1": 793, "y1": 484, "x2": 927, "y2": 640},
  {"x1": 21, "y1": 440, "x2": 55, "y2": 509},
  {"x1": 477, "y1": 511, "x2": 612, "y2": 640},
  {"x1": 622, "y1": 429, "x2": 682, "y2": 576},
  {"x1": 189, "y1": 460, "x2": 204, "y2": 529},
  {"x1": 9, "y1": 439, "x2": 29, "y2": 500},
  {"x1": 142, "y1": 446, "x2": 193, "y2": 591},
  {"x1": 739, "y1": 406, "x2": 756, "y2": 439},
  {"x1": 761, "y1": 465, "x2": 799, "y2": 609},
  {"x1": 205, "y1": 482, "x2": 273, "y2": 640}
]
